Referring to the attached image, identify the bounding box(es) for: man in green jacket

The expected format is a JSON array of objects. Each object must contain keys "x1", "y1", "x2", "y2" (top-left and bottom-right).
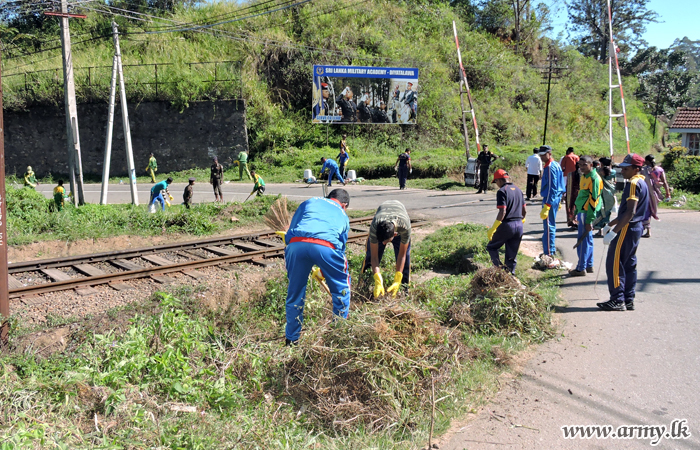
[
  {"x1": 250, "y1": 170, "x2": 265, "y2": 196},
  {"x1": 145, "y1": 153, "x2": 158, "y2": 183},
  {"x1": 238, "y1": 151, "x2": 252, "y2": 181},
  {"x1": 570, "y1": 155, "x2": 603, "y2": 276}
]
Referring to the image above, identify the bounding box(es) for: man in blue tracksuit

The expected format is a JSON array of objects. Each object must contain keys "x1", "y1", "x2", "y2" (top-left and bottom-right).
[
  {"x1": 598, "y1": 154, "x2": 649, "y2": 311},
  {"x1": 320, "y1": 157, "x2": 346, "y2": 186},
  {"x1": 150, "y1": 177, "x2": 173, "y2": 211},
  {"x1": 538, "y1": 145, "x2": 565, "y2": 256},
  {"x1": 284, "y1": 189, "x2": 351, "y2": 345}
]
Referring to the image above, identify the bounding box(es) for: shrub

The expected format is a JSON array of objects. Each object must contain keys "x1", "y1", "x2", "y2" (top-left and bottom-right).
[{"x1": 666, "y1": 155, "x2": 700, "y2": 194}]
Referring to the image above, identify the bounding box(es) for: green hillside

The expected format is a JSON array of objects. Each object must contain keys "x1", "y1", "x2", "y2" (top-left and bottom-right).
[{"x1": 1, "y1": 0, "x2": 657, "y2": 175}]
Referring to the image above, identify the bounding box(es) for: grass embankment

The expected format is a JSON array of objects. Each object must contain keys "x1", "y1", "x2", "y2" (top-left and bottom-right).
[
  {"x1": 0, "y1": 223, "x2": 562, "y2": 449},
  {"x1": 6, "y1": 185, "x2": 299, "y2": 246}
]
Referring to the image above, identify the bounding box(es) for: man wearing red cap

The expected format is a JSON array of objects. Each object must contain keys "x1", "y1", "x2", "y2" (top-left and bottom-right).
[
  {"x1": 486, "y1": 169, "x2": 526, "y2": 274},
  {"x1": 598, "y1": 153, "x2": 649, "y2": 311}
]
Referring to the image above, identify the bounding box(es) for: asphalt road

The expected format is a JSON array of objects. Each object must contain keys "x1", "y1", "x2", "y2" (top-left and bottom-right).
[{"x1": 35, "y1": 181, "x2": 700, "y2": 449}]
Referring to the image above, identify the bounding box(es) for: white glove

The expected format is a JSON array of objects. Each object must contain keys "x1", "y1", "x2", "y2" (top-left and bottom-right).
[
  {"x1": 602, "y1": 225, "x2": 612, "y2": 236},
  {"x1": 409, "y1": 168, "x2": 413, "y2": 174},
  {"x1": 603, "y1": 230, "x2": 618, "y2": 246}
]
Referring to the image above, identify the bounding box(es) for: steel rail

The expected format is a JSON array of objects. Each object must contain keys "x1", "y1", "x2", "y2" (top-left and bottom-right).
[
  {"x1": 8, "y1": 215, "x2": 375, "y2": 273},
  {"x1": 9, "y1": 219, "x2": 427, "y2": 299}
]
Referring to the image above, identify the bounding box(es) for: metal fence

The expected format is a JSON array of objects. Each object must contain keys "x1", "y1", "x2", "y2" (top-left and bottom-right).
[{"x1": 2, "y1": 60, "x2": 243, "y2": 103}]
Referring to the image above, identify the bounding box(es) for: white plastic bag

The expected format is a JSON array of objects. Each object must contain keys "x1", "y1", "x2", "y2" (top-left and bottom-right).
[{"x1": 148, "y1": 203, "x2": 157, "y2": 214}]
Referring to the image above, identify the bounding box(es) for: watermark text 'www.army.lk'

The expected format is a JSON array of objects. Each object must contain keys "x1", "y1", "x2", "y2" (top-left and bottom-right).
[{"x1": 561, "y1": 419, "x2": 691, "y2": 446}]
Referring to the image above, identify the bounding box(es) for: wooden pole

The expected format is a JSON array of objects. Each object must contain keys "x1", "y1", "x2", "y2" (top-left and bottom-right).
[{"x1": 0, "y1": 47, "x2": 10, "y2": 344}]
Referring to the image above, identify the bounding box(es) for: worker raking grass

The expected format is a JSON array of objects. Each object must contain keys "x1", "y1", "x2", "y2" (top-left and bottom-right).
[
  {"x1": 282, "y1": 189, "x2": 351, "y2": 346},
  {"x1": 485, "y1": 169, "x2": 526, "y2": 274}
]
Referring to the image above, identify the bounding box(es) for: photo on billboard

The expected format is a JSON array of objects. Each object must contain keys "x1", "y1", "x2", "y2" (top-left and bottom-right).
[{"x1": 312, "y1": 65, "x2": 419, "y2": 125}]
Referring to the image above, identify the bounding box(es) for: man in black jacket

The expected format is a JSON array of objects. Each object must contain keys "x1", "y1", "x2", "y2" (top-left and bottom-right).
[
  {"x1": 476, "y1": 144, "x2": 498, "y2": 194},
  {"x1": 336, "y1": 87, "x2": 357, "y2": 123}
]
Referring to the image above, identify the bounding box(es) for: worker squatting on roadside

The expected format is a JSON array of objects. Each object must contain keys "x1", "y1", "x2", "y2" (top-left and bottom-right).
[
  {"x1": 283, "y1": 189, "x2": 351, "y2": 346},
  {"x1": 150, "y1": 177, "x2": 173, "y2": 211},
  {"x1": 598, "y1": 153, "x2": 649, "y2": 312},
  {"x1": 538, "y1": 145, "x2": 565, "y2": 256},
  {"x1": 569, "y1": 156, "x2": 603, "y2": 277},
  {"x1": 361, "y1": 200, "x2": 412, "y2": 298},
  {"x1": 24, "y1": 166, "x2": 37, "y2": 189},
  {"x1": 320, "y1": 157, "x2": 346, "y2": 186},
  {"x1": 183, "y1": 178, "x2": 195, "y2": 209},
  {"x1": 486, "y1": 169, "x2": 526, "y2": 274}
]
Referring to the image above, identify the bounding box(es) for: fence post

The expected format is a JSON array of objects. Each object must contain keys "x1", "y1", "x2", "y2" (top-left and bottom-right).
[{"x1": 155, "y1": 63, "x2": 158, "y2": 98}]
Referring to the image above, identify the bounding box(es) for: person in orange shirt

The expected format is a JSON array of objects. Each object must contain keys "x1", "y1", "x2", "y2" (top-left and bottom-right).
[{"x1": 561, "y1": 147, "x2": 580, "y2": 228}]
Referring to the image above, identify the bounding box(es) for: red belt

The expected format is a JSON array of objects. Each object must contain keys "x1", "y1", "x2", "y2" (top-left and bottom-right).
[{"x1": 289, "y1": 237, "x2": 336, "y2": 250}]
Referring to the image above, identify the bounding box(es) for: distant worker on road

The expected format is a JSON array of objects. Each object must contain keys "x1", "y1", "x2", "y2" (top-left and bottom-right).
[
  {"x1": 395, "y1": 148, "x2": 412, "y2": 190},
  {"x1": 150, "y1": 177, "x2": 173, "y2": 212},
  {"x1": 210, "y1": 157, "x2": 224, "y2": 202},
  {"x1": 486, "y1": 169, "x2": 526, "y2": 274},
  {"x1": 250, "y1": 170, "x2": 266, "y2": 197},
  {"x1": 53, "y1": 180, "x2": 69, "y2": 211},
  {"x1": 283, "y1": 189, "x2": 351, "y2": 346},
  {"x1": 145, "y1": 153, "x2": 158, "y2": 183},
  {"x1": 538, "y1": 145, "x2": 565, "y2": 257},
  {"x1": 337, "y1": 147, "x2": 350, "y2": 179},
  {"x1": 362, "y1": 200, "x2": 412, "y2": 298},
  {"x1": 320, "y1": 157, "x2": 345, "y2": 186},
  {"x1": 238, "y1": 151, "x2": 252, "y2": 181},
  {"x1": 24, "y1": 166, "x2": 37, "y2": 189},
  {"x1": 476, "y1": 145, "x2": 498, "y2": 194},
  {"x1": 525, "y1": 148, "x2": 543, "y2": 200},
  {"x1": 183, "y1": 177, "x2": 195, "y2": 209},
  {"x1": 599, "y1": 154, "x2": 649, "y2": 311}
]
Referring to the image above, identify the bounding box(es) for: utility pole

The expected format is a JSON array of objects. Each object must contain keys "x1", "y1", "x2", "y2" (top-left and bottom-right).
[
  {"x1": 652, "y1": 78, "x2": 664, "y2": 139},
  {"x1": 537, "y1": 54, "x2": 565, "y2": 145},
  {"x1": 57, "y1": 0, "x2": 86, "y2": 205},
  {"x1": 112, "y1": 21, "x2": 139, "y2": 205},
  {"x1": 0, "y1": 48, "x2": 10, "y2": 345},
  {"x1": 100, "y1": 55, "x2": 118, "y2": 205}
]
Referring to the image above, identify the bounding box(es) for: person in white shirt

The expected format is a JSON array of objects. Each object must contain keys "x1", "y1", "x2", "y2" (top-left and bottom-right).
[{"x1": 525, "y1": 148, "x2": 543, "y2": 200}]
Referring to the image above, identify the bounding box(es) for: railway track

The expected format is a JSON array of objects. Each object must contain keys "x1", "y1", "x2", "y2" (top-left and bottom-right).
[{"x1": 8, "y1": 217, "x2": 427, "y2": 299}]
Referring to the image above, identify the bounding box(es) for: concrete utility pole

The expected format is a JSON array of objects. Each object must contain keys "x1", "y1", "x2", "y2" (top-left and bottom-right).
[
  {"x1": 100, "y1": 55, "x2": 118, "y2": 205},
  {"x1": 59, "y1": 0, "x2": 86, "y2": 206},
  {"x1": 537, "y1": 54, "x2": 565, "y2": 146},
  {"x1": 112, "y1": 21, "x2": 139, "y2": 205},
  {"x1": 0, "y1": 49, "x2": 10, "y2": 345}
]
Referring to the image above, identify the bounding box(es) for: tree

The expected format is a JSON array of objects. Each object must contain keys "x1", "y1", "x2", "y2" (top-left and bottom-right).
[
  {"x1": 566, "y1": 0, "x2": 658, "y2": 61},
  {"x1": 627, "y1": 47, "x2": 697, "y2": 117}
]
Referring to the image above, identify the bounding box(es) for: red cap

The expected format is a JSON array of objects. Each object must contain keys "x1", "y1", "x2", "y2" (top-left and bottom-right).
[
  {"x1": 320, "y1": 83, "x2": 329, "y2": 89},
  {"x1": 491, "y1": 169, "x2": 508, "y2": 183},
  {"x1": 618, "y1": 153, "x2": 644, "y2": 167}
]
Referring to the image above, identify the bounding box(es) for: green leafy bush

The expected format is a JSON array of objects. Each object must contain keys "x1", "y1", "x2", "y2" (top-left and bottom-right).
[{"x1": 666, "y1": 155, "x2": 700, "y2": 194}]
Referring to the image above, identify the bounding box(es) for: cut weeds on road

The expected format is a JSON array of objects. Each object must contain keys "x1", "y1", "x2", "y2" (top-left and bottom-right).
[{"x1": 0, "y1": 223, "x2": 562, "y2": 449}]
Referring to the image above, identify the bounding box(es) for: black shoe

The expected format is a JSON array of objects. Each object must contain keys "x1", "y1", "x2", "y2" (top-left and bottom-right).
[
  {"x1": 597, "y1": 300, "x2": 626, "y2": 311},
  {"x1": 586, "y1": 267, "x2": 594, "y2": 274},
  {"x1": 625, "y1": 300, "x2": 635, "y2": 311},
  {"x1": 476, "y1": 190, "x2": 483, "y2": 194},
  {"x1": 285, "y1": 338, "x2": 298, "y2": 347},
  {"x1": 569, "y1": 269, "x2": 586, "y2": 277}
]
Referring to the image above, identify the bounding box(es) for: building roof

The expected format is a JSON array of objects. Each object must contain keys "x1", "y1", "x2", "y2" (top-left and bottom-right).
[{"x1": 669, "y1": 107, "x2": 700, "y2": 130}]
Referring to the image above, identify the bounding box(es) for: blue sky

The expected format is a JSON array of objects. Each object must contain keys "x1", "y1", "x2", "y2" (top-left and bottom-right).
[{"x1": 543, "y1": 0, "x2": 700, "y2": 49}]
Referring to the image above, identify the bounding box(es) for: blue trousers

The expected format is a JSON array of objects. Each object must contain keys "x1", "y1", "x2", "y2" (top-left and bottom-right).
[
  {"x1": 575, "y1": 212, "x2": 594, "y2": 271},
  {"x1": 606, "y1": 222, "x2": 642, "y2": 302},
  {"x1": 150, "y1": 192, "x2": 165, "y2": 211},
  {"x1": 542, "y1": 197, "x2": 561, "y2": 256},
  {"x1": 361, "y1": 236, "x2": 411, "y2": 285},
  {"x1": 486, "y1": 220, "x2": 523, "y2": 274},
  {"x1": 284, "y1": 242, "x2": 351, "y2": 341},
  {"x1": 398, "y1": 166, "x2": 409, "y2": 189},
  {"x1": 327, "y1": 168, "x2": 344, "y2": 186}
]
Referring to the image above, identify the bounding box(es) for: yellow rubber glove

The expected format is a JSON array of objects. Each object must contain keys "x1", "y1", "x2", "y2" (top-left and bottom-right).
[
  {"x1": 274, "y1": 231, "x2": 287, "y2": 246},
  {"x1": 311, "y1": 267, "x2": 325, "y2": 283},
  {"x1": 558, "y1": 202, "x2": 563, "y2": 211},
  {"x1": 168, "y1": 194, "x2": 174, "y2": 202},
  {"x1": 487, "y1": 219, "x2": 501, "y2": 241},
  {"x1": 373, "y1": 272, "x2": 385, "y2": 298},
  {"x1": 386, "y1": 271, "x2": 403, "y2": 298},
  {"x1": 522, "y1": 217, "x2": 526, "y2": 223},
  {"x1": 539, "y1": 205, "x2": 551, "y2": 220}
]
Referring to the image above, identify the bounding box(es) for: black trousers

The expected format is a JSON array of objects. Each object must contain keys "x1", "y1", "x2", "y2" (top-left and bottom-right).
[
  {"x1": 479, "y1": 166, "x2": 490, "y2": 191},
  {"x1": 398, "y1": 166, "x2": 409, "y2": 189},
  {"x1": 526, "y1": 174, "x2": 540, "y2": 199}
]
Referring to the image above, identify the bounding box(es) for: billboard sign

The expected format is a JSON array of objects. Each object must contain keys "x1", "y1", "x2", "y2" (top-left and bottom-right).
[{"x1": 312, "y1": 65, "x2": 419, "y2": 125}]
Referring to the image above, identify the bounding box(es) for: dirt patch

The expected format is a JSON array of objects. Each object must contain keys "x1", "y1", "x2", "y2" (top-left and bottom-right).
[
  {"x1": 518, "y1": 239, "x2": 542, "y2": 258},
  {"x1": 10, "y1": 325, "x2": 74, "y2": 357}
]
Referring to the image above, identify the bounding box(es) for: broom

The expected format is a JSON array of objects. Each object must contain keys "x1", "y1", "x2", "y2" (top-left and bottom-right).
[{"x1": 263, "y1": 196, "x2": 331, "y2": 295}]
